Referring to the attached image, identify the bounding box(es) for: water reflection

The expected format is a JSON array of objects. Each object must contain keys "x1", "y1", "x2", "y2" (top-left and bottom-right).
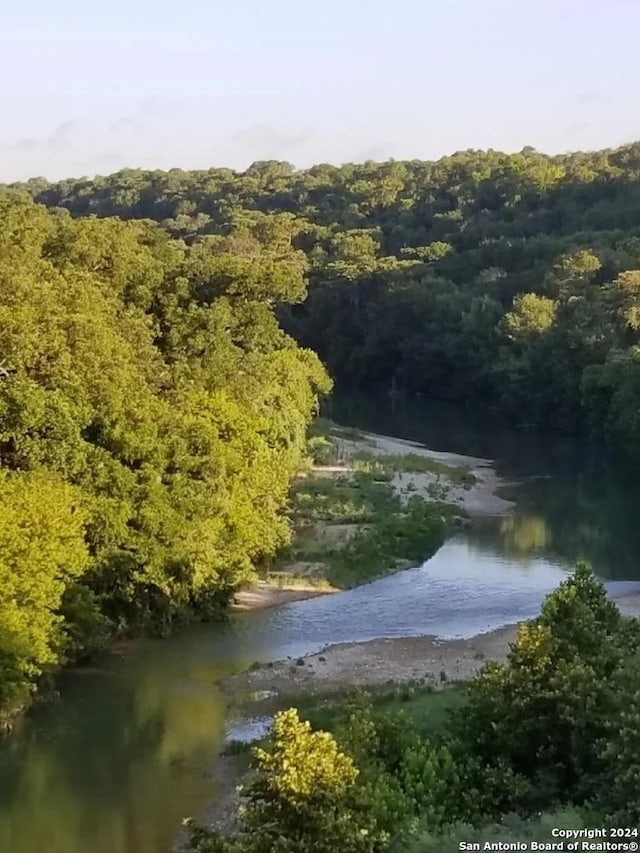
[
  {"x1": 0, "y1": 639, "x2": 231, "y2": 853},
  {"x1": 496, "y1": 514, "x2": 552, "y2": 556}
]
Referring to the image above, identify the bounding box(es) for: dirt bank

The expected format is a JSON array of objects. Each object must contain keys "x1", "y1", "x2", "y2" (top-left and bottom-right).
[
  {"x1": 224, "y1": 586, "x2": 640, "y2": 700},
  {"x1": 347, "y1": 431, "x2": 515, "y2": 517},
  {"x1": 232, "y1": 581, "x2": 337, "y2": 612},
  {"x1": 222, "y1": 625, "x2": 519, "y2": 702}
]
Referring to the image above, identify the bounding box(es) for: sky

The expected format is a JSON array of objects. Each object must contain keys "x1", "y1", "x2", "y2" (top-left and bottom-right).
[{"x1": 1, "y1": 0, "x2": 639, "y2": 181}]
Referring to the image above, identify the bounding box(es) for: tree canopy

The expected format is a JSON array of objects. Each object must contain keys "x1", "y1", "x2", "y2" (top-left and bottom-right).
[
  {"x1": 15, "y1": 141, "x2": 640, "y2": 456},
  {"x1": 8, "y1": 141, "x2": 640, "y2": 718},
  {"x1": 0, "y1": 191, "x2": 329, "y2": 721}
]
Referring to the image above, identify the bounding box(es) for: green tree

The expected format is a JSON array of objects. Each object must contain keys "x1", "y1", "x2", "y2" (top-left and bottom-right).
[
  {"x1": 598, "y1": 651, "x2": 640, "y2": 824},
  {"x1": 189, "y1": 709, "x2": 389, "y2": 853},
  {"x1": 456, "y1": 564, "x2": 635, "y2": 805},
  {"x1": 0, "y1": 471, "x2": 88, "y2": 718},
  {"x1": 0, "y1": 191, "x2": 331, "y2": 719}
]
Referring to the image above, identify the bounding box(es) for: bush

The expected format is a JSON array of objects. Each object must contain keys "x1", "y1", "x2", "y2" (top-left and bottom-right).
[
  {"x1": 401, "y1": 807, "x2": 593, "y2": 853},
  {"x1": 189, "y1": 708, "x2": 390, "y2": 853},
  {"x1": 454, "y1": 563, "x2": 639, "y2": 806},
  {"x1": 306, "y1": 435, "x2": 336, "y2": 465},
  {"x1": 597, "y1": 649, "x2": 640, "y2": 824},
  {"x1": 337, "y1": 702, "x2": 528, "y2": 837}
]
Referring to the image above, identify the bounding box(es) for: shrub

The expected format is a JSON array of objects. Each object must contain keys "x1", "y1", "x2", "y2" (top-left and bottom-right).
[
  {"x1": 189, "y1": 708, "x2": 390, "y2": 853},
  {"x1": 306, "y1": 435, "x2": 335, "y2": 465},
  {"x1": 454, "y1": 563, "x2": 639, "y2": 806},
  {"x1": 597, "y1": 649, "x2": 640, "y2": 824}
]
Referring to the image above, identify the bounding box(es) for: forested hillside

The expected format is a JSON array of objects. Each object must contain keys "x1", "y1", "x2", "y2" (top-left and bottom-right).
[
  {"x1": 17, "y1": 142, "x2": 640, "y2": 454},
  {"x1": 7, "y1": 142, "x2": 640, "y2": 723},
  {"x1": 0, "y1": 190, "x2": 329, "y2": 722}
]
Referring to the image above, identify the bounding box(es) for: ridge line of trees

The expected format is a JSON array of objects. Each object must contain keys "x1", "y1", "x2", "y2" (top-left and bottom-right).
[{"x1": 12, "y1": 141, "x2": 640, "y2": 457}]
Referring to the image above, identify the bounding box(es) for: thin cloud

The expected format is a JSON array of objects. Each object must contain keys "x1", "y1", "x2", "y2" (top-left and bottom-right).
[
  {"x1": 572, "y1": 92, "x2": 610, "y2": 106},
  {"x1": 567, "y1": 121, "x2": 590, "y2": 137},
  {"x1": 5, "y1": 120, "x2": 76, "y2": 152},
  {"x1": 48, "y1": 120, "x2": 75, "y2": 149},
  {"x1": 138, "y1": 95, "x2": 184, "y2": 119},
  {"x1": 109, "y1": 116, "x2": 143, "y2": 134},
  {"x1": 109, "y1": 96, "x2": 185, "y2": 136},
  {"x1": 230, "y1": 123, "x2": 312, "y2": 154}
]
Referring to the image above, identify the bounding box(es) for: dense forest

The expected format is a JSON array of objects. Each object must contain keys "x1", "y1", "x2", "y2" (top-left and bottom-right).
[
  {"x1": 0, "y1": 190, "x2": 329, "y2": 723},
  {"x1": 15, "y1": 142, "x2": 640, "y2": 458}
]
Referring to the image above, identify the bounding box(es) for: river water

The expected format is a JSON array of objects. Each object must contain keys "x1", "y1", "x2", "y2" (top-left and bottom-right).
[{"x1": 2, "y1": 397, "x2": 640, "y2": 853}]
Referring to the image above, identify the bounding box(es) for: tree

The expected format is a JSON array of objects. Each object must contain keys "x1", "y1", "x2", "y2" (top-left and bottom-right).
[
  {"x1": 598, "y1": 651, "x2": 640, "y2": 824},
  {"x1": 456, "y1": 564, "x2": 636, "y2": 805},
  {"x1": 0, "y1": 191, "x2": 331, "y2": 720},
  {"x1": 0, "y1": 471, "x2": 88, "y2": 718},
  {"x1": 503, "y1": 293, "x2": 556, "y2": 340},
  {"x1": 189, "y1": 709, "x2": 389, "y2": 853}
]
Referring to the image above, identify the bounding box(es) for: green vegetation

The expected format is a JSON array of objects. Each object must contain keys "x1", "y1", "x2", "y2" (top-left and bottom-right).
[
  {"x1": 6, "y1": 146, "x2": 640, "y2": 838},
  {"x1": 294, "y1": 683, "x2": 467, "y2": 740},
  {"x1": 0, "y1": 190, "x2": 330, "y2": 724},
  {"x1": 290, "y1": 473, "x2": 397, "y2": 525},
  {"x1": 261, "y1": 572, "x2": 334, "y2": 591},
  {"x1": 403, "y1": 808, "x2": 595, "y2": 853},
  {"x1": 189, "y1": 708, "x2": 390, "y2": 853},
  {"x1": 309, "y1": 417, "x2": 368, "y2": 443},
  {"x1": 278, "y1": 451, "x2": 453, "y2": 588},
  {"x1": 189, "y1": 565, "x2": 640, "y2": 851},
  {"x1": 0, "y1": 472, "x2": 88, "y2": 720},
  {"x1": 16, "y1": 144, "x2": 640, "y2": 461},
  {"x1": 324, "y1": 497, "x2": 447, "y2": 587},
  {"x1": 353, "y1": 452, "x2": 475, "y2": 486}
]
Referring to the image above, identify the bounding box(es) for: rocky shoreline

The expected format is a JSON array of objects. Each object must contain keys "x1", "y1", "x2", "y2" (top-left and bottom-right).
[
  {"x1": 224, "y1": 585, "x2": 640, "y2": 703},
  {"x1": 222, "y1": 624, "x2": 518, "y2": 703}
]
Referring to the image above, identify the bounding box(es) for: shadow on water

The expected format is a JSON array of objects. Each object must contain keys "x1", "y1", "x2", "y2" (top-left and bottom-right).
[{"x1": 2, "y1": 393, "x2": 640, "y2": 853}]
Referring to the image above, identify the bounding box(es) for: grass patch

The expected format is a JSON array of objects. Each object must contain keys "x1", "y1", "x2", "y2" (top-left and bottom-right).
[
  {"x1": 221, "y1": 684, "x2": 467, "y2": 778},
  {"x1": 262, "y1": 572, "x2": 334, "y2": 591},
  {"x1": 354, "y1": 451, "x2": 476, "y2": 487},
  {"x1": 324, "y1": 496, "x2": 448, "y2": 588},
  {"x1": 308, "y1": 416, "x2": 369, "y2": 443},
  {"x1": 282, "y1": 472, "x2": 456, "y2": 588},
  {"x1": 289, "y1": 472, "x2": 398, "y2": 524},
  {"x1": 294, "y1": 682, "x2": 467, "y2": 738}
]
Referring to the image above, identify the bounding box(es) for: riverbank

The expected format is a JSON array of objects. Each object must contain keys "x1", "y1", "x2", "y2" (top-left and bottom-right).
[
  {"x1": 233, "y1": 426, "x2": 514, "y2": 610},
  {"x1": 333, "y1": 430, "x2": 515, "y2": 517},
  {"x1": 224, "y1": 585, "x2": 640, "y2": 702},
  {"x1": 222, "y1": 625, "x2": 516, "y2": 703},
  {"x1": 191, "y1": 565, "x2": 640, "y2": 852},
  {"x1": 232, "y1": 581, "x2": 337, "y2": 611}
]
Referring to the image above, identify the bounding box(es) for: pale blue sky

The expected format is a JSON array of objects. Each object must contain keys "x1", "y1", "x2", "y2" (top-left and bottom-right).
[{"x1": 1, "y1": 0, "x2": 639, "y2": 181}]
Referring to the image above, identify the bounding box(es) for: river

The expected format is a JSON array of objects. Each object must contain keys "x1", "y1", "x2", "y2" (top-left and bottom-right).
[{"x1": 2, "y1": 396, "x2": 640, "y2": 853}]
